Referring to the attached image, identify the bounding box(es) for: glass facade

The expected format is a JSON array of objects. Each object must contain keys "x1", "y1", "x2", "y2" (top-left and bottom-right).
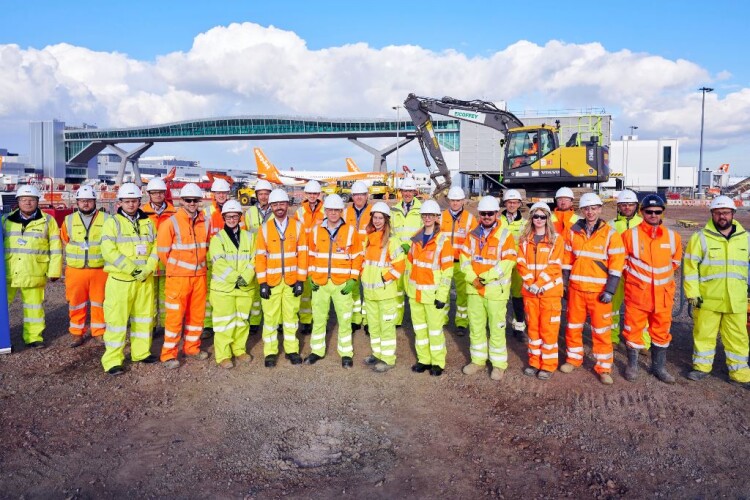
[{"x1": 662, "y1": 146, "x2": 672, "y2": 180}]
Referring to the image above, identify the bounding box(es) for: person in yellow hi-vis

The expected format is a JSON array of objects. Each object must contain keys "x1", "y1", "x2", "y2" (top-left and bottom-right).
[
  {"x1": 407, "y1": 200, "x2": 454, "y2": 377},
  {"x1": 209, "y1": 200, "x2": 256, "y2": 369},
  {"x1": 100, "y1": 183, "x2": 159, "y2": 375},
  {"x1": 4, "y1": 185, "x2": 62, "y2": 348},
  {"x1": 243, "y1": 179, "x2": 274, "y2": 335},
  {"x1": 305, "y1": 194, "x2": 363, "y2": 368},
  {"x1": 390, "y1": 177, "x2": 423, "y2": 326},
  {"x1": 684, "y1": 196, "x2": 750, "y2": 386},
  {"x1": 361, "y1": 202, "x2": 407, "y2": 372}
]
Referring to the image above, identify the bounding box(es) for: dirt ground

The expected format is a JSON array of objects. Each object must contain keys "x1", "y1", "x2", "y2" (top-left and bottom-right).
[{"x1": 1, "y1": 204, "x2": 749, "y2": 499}]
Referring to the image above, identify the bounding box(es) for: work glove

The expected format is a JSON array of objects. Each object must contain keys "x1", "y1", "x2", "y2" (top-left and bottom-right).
[
  {"x1": 472, "y1": 277, "x2": 484, "y2": 289},
  {"x1": 135, "y1": 271, "x2": 148, "y2": 282},
  {"x1": 259, "y1": 284, "x2": 271, "y2": 300},
  {"x1": 307, "y1": 276, "x2": 319, "y2": 292},
  {"x1": 688, "y1": 297, "x2": 703, "y2": 309},
  {"x1": 293, "y1": 281, "x2": 304, "y2": 297},
  {"x1": 598, "y1": 292, "x2": 613, "y2": 304},
  {"x1": 340, "y1": 279, "x2": 357, "y2": 295},
  {"x1": 131, "y1": 268, "x2": 142, "y2": 278},
  {"x1": 236, "y1": 276, "x2": 247, "y2": 288},
  {"x1": 434, "y1": 299, "x2": 446, "y2": 310},
  {"x1": 526, "y1": 284, "x2": 540, "y2": 296},
  {"x1": 401, "y1": 243, "x2": 411, "y2": 255}
]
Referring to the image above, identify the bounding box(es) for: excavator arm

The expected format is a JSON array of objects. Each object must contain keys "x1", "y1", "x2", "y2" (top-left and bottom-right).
[{"x1": 403, "y1": 94, "x2": 525, "y2": 196}]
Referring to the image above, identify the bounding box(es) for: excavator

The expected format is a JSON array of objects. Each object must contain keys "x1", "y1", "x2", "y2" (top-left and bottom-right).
[{"x1": 403, "y1": 94, "x2": 610, "y2": 201}]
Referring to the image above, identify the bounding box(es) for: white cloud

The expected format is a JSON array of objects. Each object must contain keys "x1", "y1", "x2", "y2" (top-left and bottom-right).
[{"x1": 0, "y1": 22, "x2": 746, "y2": 162}]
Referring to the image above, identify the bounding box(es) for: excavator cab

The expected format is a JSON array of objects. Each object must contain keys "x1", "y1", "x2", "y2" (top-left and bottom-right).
[{"x1": 505, "y1": 127, "x2": 557, "y2": 170}]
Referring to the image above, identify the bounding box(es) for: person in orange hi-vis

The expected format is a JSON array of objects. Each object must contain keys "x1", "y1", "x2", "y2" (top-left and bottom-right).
[
  {"x1": 295, "y1": 180, "x2": 325, "y2": 334},
  {"x1": 621, "y1": 194, "x2": 682, "y2": 384},
  {"x1": 141, "y1": 177, "x2": 176, "y2": 336},
  {"x1": 560, "y1": 193, "x2": 626, "y2": 385},
  {"x1": 256, "y1": 189, "x2": 308, "y2": 368},
  {"x1": 516, "y1": 202, "x2": 565, "y2": 380},
  {"x1": 440, "y1": 186, "x2": 476, "y2": 335},
  {"x1": 157, "y1": 183, "x2": 210, "y2": 368},
  {"x1": 343, "y1": 180, "x2": 372, "y2": 332},
  {"x1": 407, "y1": 200, "x2": 454, "y2": 377},
  {"x1": 60, "y1": 186, "x2": 109, "y2": 348},
  {"x1": 551, "y1": 187, "x2": 579, "y2": 238},
  {"x1": 305, "y1": 194, "x2": 363, "y2": 367}
]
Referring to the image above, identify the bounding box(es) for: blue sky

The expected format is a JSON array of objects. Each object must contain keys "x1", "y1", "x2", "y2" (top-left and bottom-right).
[{"x1": 2, "y1": 0, "x2": 749, "y2": 174}]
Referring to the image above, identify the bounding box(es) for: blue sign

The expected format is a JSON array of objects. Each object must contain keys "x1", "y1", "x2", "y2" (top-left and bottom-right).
[{"x1": 0, "y1": 220, "x2": 11, "y2": 354}]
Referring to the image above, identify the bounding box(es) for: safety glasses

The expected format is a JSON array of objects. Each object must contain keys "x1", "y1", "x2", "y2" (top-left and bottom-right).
[
  {"x1": 531, "y1": 214, "x2": 548, "y2": 220},
  {"x1": 479, "y1": 211, "x2": 495, "y2": 217},
  {"x1": 643, "y1": 209, "x2": 663, "y2": 215},
  {"x1": 182, "y1": 198, "x2": 200, "y2": 204}
]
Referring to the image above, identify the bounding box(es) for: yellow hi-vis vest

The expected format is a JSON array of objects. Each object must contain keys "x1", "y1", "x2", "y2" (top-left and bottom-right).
[
  {"x1": 3, "y1": 209, "x2": 62, "y2": 288},
  {"x1": 62, "y1": 210, "x2": 108, "y2": 268},
  {"x1": 101, "y1": 209, "x2": 158, "y2": 281}
]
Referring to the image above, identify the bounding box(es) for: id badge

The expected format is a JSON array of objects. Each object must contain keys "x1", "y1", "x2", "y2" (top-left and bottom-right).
[{"x1": 136, "y1": 244, "x2": 147, "y2": 256}]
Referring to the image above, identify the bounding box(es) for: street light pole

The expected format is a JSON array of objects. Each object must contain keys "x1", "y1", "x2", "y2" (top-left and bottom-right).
[
  {"x1": 697, "y1": 87, "x2": 713, "y2": 197},
  {"x1": 392, "y1": 105, "x2": 401, "y2": 173}
]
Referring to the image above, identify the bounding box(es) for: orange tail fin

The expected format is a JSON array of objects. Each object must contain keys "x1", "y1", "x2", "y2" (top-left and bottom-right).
[
  {"x1": 346, "y1": 158, "x2": 360, "y2": 173},
  {"x1": 254, "y1": 148, "x2": 282, "y2": 185}
]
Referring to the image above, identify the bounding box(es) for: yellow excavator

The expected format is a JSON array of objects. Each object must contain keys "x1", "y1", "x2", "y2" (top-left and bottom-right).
[{"x1": 403, "y1": 94, "x2": 610, "y2": 200}]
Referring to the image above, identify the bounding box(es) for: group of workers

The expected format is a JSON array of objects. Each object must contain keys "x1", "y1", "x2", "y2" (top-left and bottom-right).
[{"x1": 4, "y1": 176, "x2": 750, "y2": 387}]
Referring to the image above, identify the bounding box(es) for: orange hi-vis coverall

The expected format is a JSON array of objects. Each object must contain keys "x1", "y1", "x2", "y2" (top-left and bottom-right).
[
  {"x1": 562, "y1": 219, "x2": 626, "y2": 374},
  {"x1": 60, "y1": 210, "x2": 109, "y2": 338},
  {"x1": 440, "y1": 208, "x2": 476, "y2": 329},
  {"x1": 344, "y1": 203, "x2": 372, "y2": 326},
  {"x1": 621, "y1": 221, "x2": 682, "y2": 349},
  {"x1": 142, "y1": 201, "x2": 176, "y2": 328},
  {"x1": 459, "y1": 224, "x2": 517, "y2": 369},
  {"x1": 407, "y1": 228, "x2": 454, "y2": 369},
  {"x1": 295, "y1": 199, "x2": 324, "y2": 326},
  {"x1": 157, "y1": 209, "x2": 209, "y2": 361},
  {"x1": 256, "y1": 217, "x2": 309, "y2": 357},
  {"x1": 308, "y1": 219, "x2": 363, "y2": 358},
  {"x1": 516, "y1": 233, "x2": 565, "y2": 372}
]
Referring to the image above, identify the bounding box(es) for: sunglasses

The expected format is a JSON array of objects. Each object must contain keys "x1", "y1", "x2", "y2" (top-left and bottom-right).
[
  {"x1": 532, "y1": 214, "x2": 548, "y2": 220},
  {"x1": 479, "y1": 211, "x2": 495, "y2": 216},
  {"x1": 182, "y1": 198, "x2": 200, "y2": 203},
  {"x1": 643, "y1": 209, "x2": 663, "y2": 215}
]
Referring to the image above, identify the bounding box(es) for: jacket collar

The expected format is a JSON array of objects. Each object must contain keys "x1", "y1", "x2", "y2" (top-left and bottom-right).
[
  {"x1": 411, "y1": 225, "x2": 440, "y2": 245},
  {"x1": 7, "y1": 208, "x2": 43, "y2": 224}
]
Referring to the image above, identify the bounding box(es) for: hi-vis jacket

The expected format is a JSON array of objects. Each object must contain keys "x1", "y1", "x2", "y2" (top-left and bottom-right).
[
  {"x1": 344, "y1": 204, "x2": 372, "y2": 242},
  {"x1": 621, "y1": 221, "x2": 682, "y2": 313},
  {"x1": 407, "y1": 228, "x2": 454, "y2": 304},
  {"x1": 308, "y1": 220, "x2": 362, "y2": 286},
  {"x1": 563, "y1": 219, "x2": 625, "y2": 294},
  {"x1": 101, "y1": 208, "x2": 158, "y2": 281},
  {"x1": 244, "y1": 204, "x2": 273, "y2": 236},
  {"x1": 552, "y1": 209, "x2": 579, "y2": 237},
  {"x1": 61, "y1": 210, "x2": 108, "y2": 269},
  {"x1": 500, "y1": 210, "x2": 525, "y2": 242},
  {"x1": 295, "y1": 200, "x2": 324, "y2": 231},
  {"x1": 142, "y1": 201, "x2": 176, "y2": 277},
  {"x1": 684, "y1": 219, "x2": 749, "y2": 314},
  {"x1": 209, "y1": 227, "x2": 256, "y2": 294},
  {"x1": 256, "y1": 217, "x2": 308, "y2": 287},
  {"x1": 157, "y1": 209, "x2": 209, "y2": 277},
  {"x1": 460, "y1": 224, "x2": 517, "y2": 301},
  {"x1": 516, "y1": 233, "x2": 565, "y2": 298},
  {"x1": 440, "y1": 209, "x2": 476, "y2": 261},
  {"x1": 3, "y1": 209, "x2": 62, "y2": 288},
  {"x1": 609, "y1": 213, "x2": 643, "y2": 234},
  {"x1": 203, "y1": 201, "x2": 244, "y2": 239},
  {"x1": 360, "y1": 229, "x2": 406, "y2": 301},
  {"x1": 391, "y1": 198, "x2": 423, "y2": 244}
]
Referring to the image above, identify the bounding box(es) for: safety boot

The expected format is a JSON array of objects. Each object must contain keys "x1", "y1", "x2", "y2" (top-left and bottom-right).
[
  {"x1": 624, "y1": 347, "x2": 639, "y2": 381},
  {"x1": 286, "y1": 353, "x2": 303, "y2": 365},
  {"x1": 373, "y1": 361, "x2": 394, "y2": 373},
  {"x1": 342, "y1": 357, "x2": 354, "y2": 368},
  {"x1": 490, "y1": 367, "x2": 505, "y2": 381},
  {"x1": 559, "y1": 362, "x2": 576, "y2": 374},
  {"x1": 429, "y1": 365, "x2": 443, "y2": 377},
  {"x1": 304, "y1": 353, "x2": 323, "y2": 365},
  {"x1": 187, "y1": 351, "x2": 209, "y2": 361},
  {"x1": 163, "y1": 359, "x2": 180, "y2": 370},
  {"x1": 69, "y1": 335, "x2": 86, "y2": 348},
  {"x1": 411, "y1": 362, "x2": 430, "y2": 373},
  {"x1": 523, "y1": 367, "x2": 538, "y2": 377},
  {"x1": 650, "y1": 346, "x2": 675, "y2": 384},
  {"x1": 599, "y1": 373, "x2": 614, "y2": 385},
  {"x1": 363, "y1": 355, "x2": 378, "y2": 366},
  {"x1": 462, "y1": 363, "x2": 485, "y2": 375},
  {"x1": 235, "y1": 353, "x2": 253, "y2": 364},
  {"x1": 264, "y1": 355, "x2": 277, "y2": 368},
  {"x1": 137, "y1": 354, "x2": 158, "y2": 364},
  {"x1": 687, "y1": 370, "x2": 709, "y2": 381},
  {"x1": 219, "y1": 359, "x2": 234, "y2": 370}
]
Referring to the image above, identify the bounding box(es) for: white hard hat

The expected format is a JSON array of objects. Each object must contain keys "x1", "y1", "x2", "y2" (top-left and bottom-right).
[
  {"x1": 447, "y1": 186, "x2": 466, "y2": 200},
  {"x1": 555, "y1": 187, "x2": 574, "y2": 199},
  {"x1": 616, "y1": 189, "x2": 638, "y2": 204},
  {"x1": 710, "y1": 195, "x2": 736, "y2": 211},
  {"x1": 400, "y1": 177, "x2": 418, "y2": 190},
  {"x1": 477, "y1": 196, "x2": 501, "y2": 212},
  {"x1": 420, "y1": 200, "x2": 441, "y2": 215},
  {"x1": 503, "y1": 189, "x2": 522, "y2": 202},
  {"x1": 254, "y1": 179, "x2": 273, "y2": 192},
  {"x1": 211, "y1": 178, "x2": 231, "y2": 193},
  {"x1": 75, "y1": 185, "x2": 97, "y2": 200},
  {"x1": 269, "y1": 189, "x2": 289, "y2": 204},
  {"x1": 304, "y1": 180, "x2": 322, "y2": 193},
  {"x1": 529, "y1": 202, "x2": 551, "y2": 214},
  {"x1": 221, "y1": 200, "x2": 244, "y2": 215},
  {"x1": 323, "y1": 194, "x2": 345, "y2": 210},
  {"x1": 579, "y1": 192, "x2": 603, "y2": 209},
  {"x1": 371, "y1": 201, "x2": 391, "y2": 217},
  {"x1": 146, "y1": 178, "x2": 167, "y2": 192},
  {"x1": 117, "y1": 183, "x2": 142, "y2": 200},
  {"x1": 16, "y1": 185, "x2": 41, "y2": 198},
  {"x1": 180, "y1": 183, "x2": 203, "y2": 199},
  {"x1": 350, "y1": 181, "x2": 369, "y2": 195}
]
